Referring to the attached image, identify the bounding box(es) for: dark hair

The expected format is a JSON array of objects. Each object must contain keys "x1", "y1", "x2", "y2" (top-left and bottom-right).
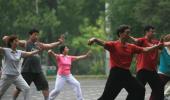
[
  {"x1": 144, "y1": 25, "x2": 154, "y2": 32},
  {"x1": 7, "y1": 35, "x2": 18, "y2": 48},
  {"x1": 59, "y1": 45, "x2": 67, "y2": 54},
  {"x1": 116, "y1": 25, "x2": 131, "y2": 37},
  {"x1": 28, "y1": 28, "x2": 39, "y2": 35}
]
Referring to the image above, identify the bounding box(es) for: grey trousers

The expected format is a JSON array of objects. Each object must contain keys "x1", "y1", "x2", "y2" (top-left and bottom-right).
[{"x1": 0, "y1": 74, "x2": 30, "y2": 100}]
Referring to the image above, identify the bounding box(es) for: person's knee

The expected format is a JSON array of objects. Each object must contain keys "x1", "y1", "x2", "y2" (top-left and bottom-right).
[
  {"x1": 42, "y1": 89, "x2": 49, "y2": 96},
  {"x1": 75, "y1": 81, "x2": 81, "y2": 87},
  {"x1": 51, "y1": 89, "x2": 61, "y2": 95},
  {"x1": 24, "y1": 86, "x2": 30, "y2": 93}
]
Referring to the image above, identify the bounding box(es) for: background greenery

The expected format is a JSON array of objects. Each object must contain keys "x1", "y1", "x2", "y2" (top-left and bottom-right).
[{"x1": 0, "y1": 0, "x2": 170, "y2": 75}]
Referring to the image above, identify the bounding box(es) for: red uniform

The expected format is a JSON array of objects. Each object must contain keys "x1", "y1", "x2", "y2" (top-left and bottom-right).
[
  {"x1": 136, "y1": 37, "x2": 159, "y2": 72},
  {"x1": 104, "y1": 40, "x2": 144, "y2": 70}
]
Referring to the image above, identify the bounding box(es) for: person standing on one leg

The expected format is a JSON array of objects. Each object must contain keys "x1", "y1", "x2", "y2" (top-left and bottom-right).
[
  {"x1": 48, "y1": 45, "x2": 90, "y2": 100},
  {"x1": 130, "y1": 25, "x2": 164, "y2": 100},
  {"x1": 2, "y1": 29, "x2": 64, "y2": 100},
  {"x1": 0, "y1": 35, "x2": 41, "y2": 100},
  {"x1": 88, "y1": 24, "x2": 163, "y2": 100}
]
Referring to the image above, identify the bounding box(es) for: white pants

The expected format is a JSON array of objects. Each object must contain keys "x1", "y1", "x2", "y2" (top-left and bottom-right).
[
  {"x1": 49, "y1": 74, "x2": 83, "y2": 100},
  {"x1": 0, "y1": 74, "x2": 30, "y2": 100},
  {"x1": 165, "y1": 85, "x2": 170, "y2": 96}
]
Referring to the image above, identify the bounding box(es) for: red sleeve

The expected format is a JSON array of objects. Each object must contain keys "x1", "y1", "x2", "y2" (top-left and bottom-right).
[
  {"x1": 104, "y1": 41, "x2": 115, "y2": 51},
  {"x1": 131, "y1": 44, "x2": 144, "y2": 54}
]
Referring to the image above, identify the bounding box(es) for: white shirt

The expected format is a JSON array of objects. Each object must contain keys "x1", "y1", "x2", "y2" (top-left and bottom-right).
[{"x1": 2, "y1": 48, "x2": 24, "y2": 76}]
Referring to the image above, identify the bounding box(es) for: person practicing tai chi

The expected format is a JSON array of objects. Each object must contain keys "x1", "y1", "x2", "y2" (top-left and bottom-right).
[
  {"x1": 48, "y1": 45, "x2": 90, "y2": 100},
  {"x1": 0, "y1": 35, "x2": 41, "y2": 100},
  {"x1": 129, "y1": 25, "x2": 164, "y2": 100},
  {"x1": 88, "y1": 24, "x2": 163, "y2": 100},
  {"x1": 3, "y1": 29, "x2": 64, "y2": 100},
  {"x1": 157, "y1": 34, "x2": 170, "y2": 100}
]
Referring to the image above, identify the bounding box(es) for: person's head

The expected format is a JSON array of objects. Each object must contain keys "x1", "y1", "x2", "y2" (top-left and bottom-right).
[
  {"x1": 28, "y1": 28, "x2": 39, "y2": 42},
  {"x1": 116, "y1": 24, "x2": 131, "y2": 40},
  {"x1": 144, "y1": 25, "x2": 155, "y2": 38},
  {"x1": 59, "y1": 45, "x2": 69, "y2": 54},
  {"x1": 7, "y1": 35, "x2": 18, "y2": 49}
]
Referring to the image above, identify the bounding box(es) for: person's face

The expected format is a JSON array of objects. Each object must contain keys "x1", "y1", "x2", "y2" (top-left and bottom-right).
[
  {"x1": 119, "y1": 28, "x2": 131, "y2": 40},
  {"x1": 30, "y1": 32, "x2": 38, "y2": 42},
  {"x1": 11, "y1": 39, "x2": 19, "y2": 48},
  {"x1": 63, "y1": 46, "x2": 69, "y2": 54},
  {"x1": 146, "y1": 28, "x2": 155, "y2": 38}
]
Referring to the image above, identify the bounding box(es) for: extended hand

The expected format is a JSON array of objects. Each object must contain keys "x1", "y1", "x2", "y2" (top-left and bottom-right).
[
  {"x1": 88, "y1": 37, "x2": 96, "y2": 45},
  {"x1": 58, "y1": 34, "x2": 65, "y2": 44}
]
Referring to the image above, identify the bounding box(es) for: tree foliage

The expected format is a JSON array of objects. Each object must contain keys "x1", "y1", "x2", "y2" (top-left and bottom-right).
[
  {"x1": 1, "y1": 0, "x2": 169, "y2": 74},
  {"x1": 0, "y1": 0, "x2": 105, "y2": 75}
]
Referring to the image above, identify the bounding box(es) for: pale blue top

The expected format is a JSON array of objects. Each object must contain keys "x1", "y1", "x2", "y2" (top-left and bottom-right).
[{"x1": 158, "y1": 47, "x2": 170, "y2": 76}]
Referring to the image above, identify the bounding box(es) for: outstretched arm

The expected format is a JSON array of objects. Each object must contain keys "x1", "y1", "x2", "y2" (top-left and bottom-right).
[
  {"x1": 88, "y1": 37, "x2": 106, "y2": 47},
  {"x1": 129, "y1": 36, "x2": 138, "y2": 43},
  {"x1": 21, "y1": 50, "x2": 40, "y2": 57},
  {"x1": 48, "y1": 49, "x2": 57, "y2": 58},
  {"x1": 142, "y1": 43, "x2": 163, "y2": 52},
  {"x1": 163, "y1": 42, "x2": 170, "y2": 46},
  {"x1": 41, "y1": 35, "x2": 64, "y2": 50},
  {"x1": 74, "y1": 50, "x2": 91, "y2": 60}
]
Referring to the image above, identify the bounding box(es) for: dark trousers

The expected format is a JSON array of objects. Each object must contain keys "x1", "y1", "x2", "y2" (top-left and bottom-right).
[
  {"x1": 137, "y1": 69, "x2": 164, "y2": 100},
  {"x1": 98, "y1": 67, "x2": 145, "y2": 100}
]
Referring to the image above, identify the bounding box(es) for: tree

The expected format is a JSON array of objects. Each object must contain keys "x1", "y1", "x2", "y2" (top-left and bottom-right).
[{"x1": 134, "y1": 0, "x2": 170, "y2": 35}]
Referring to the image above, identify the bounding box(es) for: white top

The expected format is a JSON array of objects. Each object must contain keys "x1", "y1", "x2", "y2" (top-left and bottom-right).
[{"x1": 2, "y1": 48, "x2": 24, "y2": 76}]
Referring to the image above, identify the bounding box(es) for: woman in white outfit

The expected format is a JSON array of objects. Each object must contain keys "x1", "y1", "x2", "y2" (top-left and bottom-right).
[
  {"x1": 0, "y1": 35, "x2": 40, "y2": 100},
  {"x1": 48, "y1": 45, "x2": 90, "y2": 100}
]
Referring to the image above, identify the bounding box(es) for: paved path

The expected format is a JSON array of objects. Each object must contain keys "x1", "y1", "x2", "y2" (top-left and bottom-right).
[{"x1": 2, "y1": 79, "x2": 153, "y2": 100}]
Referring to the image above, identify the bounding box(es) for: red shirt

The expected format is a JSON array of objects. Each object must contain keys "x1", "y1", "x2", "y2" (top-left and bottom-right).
[
  {"x1": 104, "y1": 40, "x2": 144, "y2": 70},
  {"x1": 136, "y1": 37, "x2": 159, "y2": 72}
]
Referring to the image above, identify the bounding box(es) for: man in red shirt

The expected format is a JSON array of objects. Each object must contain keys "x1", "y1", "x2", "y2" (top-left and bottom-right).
[
  {"x1": 130, "y1": 25, "x2": 164, "y2": 100},
  {"x1": 88, "y1": 25, "x2": 163, "y2": 100}
]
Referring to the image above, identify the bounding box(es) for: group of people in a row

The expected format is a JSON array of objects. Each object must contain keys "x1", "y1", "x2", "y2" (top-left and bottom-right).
[
  {"x1": 88, "y1": 25, "x2": 170, "y2": 100},
  {"x1": 0, "y1": 24, "x2": 170, "y2": 100},
  {"x1": 0, "y1": 29, "x2": 90, "y2": 100}
]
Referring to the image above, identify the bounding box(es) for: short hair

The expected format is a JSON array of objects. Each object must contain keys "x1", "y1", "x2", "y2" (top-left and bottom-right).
[
  {"x1": 28, "y1": 28, "x2": 39, "y2": 35},
  {"x1": 59, "y1": 45, "x2": 67, "y2": 54},
  {"x1": 116, "y1": 25, "x2": 131, "y2": 37},
  {"x1": 7, "y1": 35, "x2": 18, "y2": 48},
  {"x1": 144, "y1": 25, "x2": 155, "y2": 32}
]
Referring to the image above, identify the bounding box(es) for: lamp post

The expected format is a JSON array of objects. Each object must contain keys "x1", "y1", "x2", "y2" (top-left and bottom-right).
[
  {"x1": 105, "y1": 0, "x2": 111, "y2": 76},
  {"x1": 35, "y1": 0, "x2": 39, "y2": 14}
]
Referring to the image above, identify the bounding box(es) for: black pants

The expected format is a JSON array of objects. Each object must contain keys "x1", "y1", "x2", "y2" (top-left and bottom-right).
[
  {"x1": 98, "y1": 67, "x2": 145, "y2": 100},
  {"x1": 137, "y1": 69, "x2": 164, "y2": 100},
  {"x1": 21, "y1": 72, "x2": 49, "y2": 91}
]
